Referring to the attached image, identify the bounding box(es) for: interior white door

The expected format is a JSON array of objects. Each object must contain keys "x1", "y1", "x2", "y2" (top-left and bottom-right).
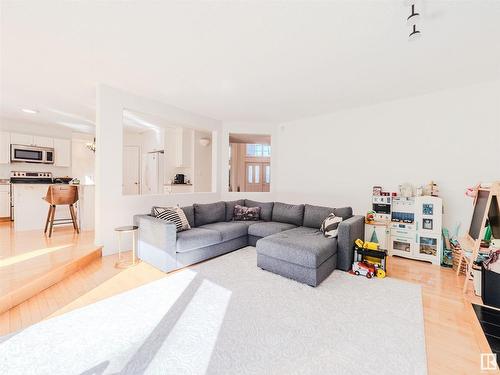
[{"x1": 123, "y1": 146, "x2": 140, "y2": 195}]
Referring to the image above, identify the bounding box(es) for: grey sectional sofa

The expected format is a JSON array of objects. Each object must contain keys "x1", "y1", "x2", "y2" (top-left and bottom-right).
[{"x1": 134, "y1": 200, "x2": 364, "y2": 286}]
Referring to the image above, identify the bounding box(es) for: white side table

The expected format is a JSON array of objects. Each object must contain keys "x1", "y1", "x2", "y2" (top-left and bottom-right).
[{"x1": 115, "y1": 225, "x2": 139, "y2": 268}]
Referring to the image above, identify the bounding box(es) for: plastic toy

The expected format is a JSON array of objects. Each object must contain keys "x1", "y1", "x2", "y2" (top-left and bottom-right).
[
  {"x1": 352, "y1": 261, "x2": 376, "y2": 278},
  {"x1": 354, "y1": 239, "x2": 379, "y2": 251},
  {"x1": 366, "y1": 210, "x2": 376, "y2": 223},
  {"x1": 352, "y1": 238, "x2": 388, "y2": 279}
]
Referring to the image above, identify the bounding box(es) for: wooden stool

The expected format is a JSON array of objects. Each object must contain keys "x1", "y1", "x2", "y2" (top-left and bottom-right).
[{"x1": 43, "y1": 185, "x2": 80, "y2": 237}]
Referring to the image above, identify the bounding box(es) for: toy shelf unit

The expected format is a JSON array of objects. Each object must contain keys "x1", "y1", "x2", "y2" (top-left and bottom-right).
[
  {"x1": 365, "y1": 221, "x2": 390, "y2": 250},
  {"x1": 372, "y1": 194, "x2": 392, "y2": 221},
  {"x1": 389, "y1": 196, "x2": 443, "y2": 265}
]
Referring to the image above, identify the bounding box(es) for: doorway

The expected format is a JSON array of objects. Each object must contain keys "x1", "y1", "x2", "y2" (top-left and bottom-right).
[
  {"x1": 123, "y1": 146, "x2": 140, "y2": 195},
  {"x1": 229, "y1": 133, "x2": 271, "y2": 193}
]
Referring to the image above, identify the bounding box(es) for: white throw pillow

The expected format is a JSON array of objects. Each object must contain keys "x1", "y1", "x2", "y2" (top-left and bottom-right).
[
  {"x1": 320, "y1": 213, "x2": 343, "y2": 238},
  {"x1": 152, "y1": 206, "x2": 191, "y2": 232}
]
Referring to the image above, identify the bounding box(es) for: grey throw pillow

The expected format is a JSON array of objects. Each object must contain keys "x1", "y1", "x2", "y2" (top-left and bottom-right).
[
  {"x1": 320, "y1": 213, "x2": 343, "y2": 238},
  {"x1": 233, "y1": 205, "x2": 261, "y2": 221}
]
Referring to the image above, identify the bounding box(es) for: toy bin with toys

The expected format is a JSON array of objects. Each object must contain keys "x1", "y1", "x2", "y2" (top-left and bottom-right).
[{"x1": 351, "y1": 239, "x2": 388, "y2": 279}]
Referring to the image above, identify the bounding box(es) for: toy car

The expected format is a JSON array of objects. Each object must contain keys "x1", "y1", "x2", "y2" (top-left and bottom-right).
[{"x1": 352, "y1": 261, "x2": 376, "y2": 278}]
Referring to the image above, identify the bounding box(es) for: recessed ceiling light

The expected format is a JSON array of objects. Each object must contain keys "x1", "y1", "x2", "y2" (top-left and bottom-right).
[{"x1": 21, "y1": 108, "x2": 39, "y2": 114}]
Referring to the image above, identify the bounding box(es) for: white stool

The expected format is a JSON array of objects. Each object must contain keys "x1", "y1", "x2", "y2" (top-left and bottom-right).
[{"x1": 115, "y1": 225, "x2": 139, "y2": 268}]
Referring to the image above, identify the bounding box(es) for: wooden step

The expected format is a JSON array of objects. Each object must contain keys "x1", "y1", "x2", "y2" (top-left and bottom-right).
[{"x1": 0, "y1": 225, "x2": 102, "y2": 314}]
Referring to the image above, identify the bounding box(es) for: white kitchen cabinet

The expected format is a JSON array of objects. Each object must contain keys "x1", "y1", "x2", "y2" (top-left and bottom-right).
[
  {"x1": 53, "y1": 138, "x2": 71, "y2": 167},
  {"x1": 0, "y1": 131, "x2": 10, "y2": 164},
  {"x1": 10, "y1": 132, "x2": 33, "y2": 146},
  {"x1": 10, "y1": 133, "x2": 55, "y2": 148},
  {"x1": 0, "y1": 185, "x2": 10, "y2": 218},
  {"x1": 33, "y1": 136, "x2": 53, "y2": 148}
]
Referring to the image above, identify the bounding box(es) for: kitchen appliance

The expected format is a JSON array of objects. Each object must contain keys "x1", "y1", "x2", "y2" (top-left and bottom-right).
[
  {"x1": 10, "y1": 171, "x2": 53, "y2": 184},
  {"x1": 372, "y1": 195, "x2": 392, "y2": 221},
  {"x1": 174, "y1": 174, "x2": 185, "y2": 184},
  {"x1": 142, "y1": 152, "x2": 164, "y2": 195},
  {"x1": 11, "y1": 144, "x2": 54, "y2": 164},
  {"x1": 53, "y1": 177, "x2": 73, "y2": 184}
]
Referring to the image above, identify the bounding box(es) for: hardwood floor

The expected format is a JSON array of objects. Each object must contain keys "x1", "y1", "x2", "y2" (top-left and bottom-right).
[{"x1": 0, "y1": 224, "x2": 496, "y2": 374}]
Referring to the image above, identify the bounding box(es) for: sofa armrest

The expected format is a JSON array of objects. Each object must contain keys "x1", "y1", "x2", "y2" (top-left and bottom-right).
[
  {"x1": 134, "y1": 214, "x2": 178, "y2": 272},
  {"x1": 337, "y1": 215, "x2": 365, "y2": 271}
]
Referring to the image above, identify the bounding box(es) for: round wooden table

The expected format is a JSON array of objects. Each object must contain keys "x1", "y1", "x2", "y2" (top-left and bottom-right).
[{"x1": 115, "y1": 225, "x2": 139, "y2": 268}]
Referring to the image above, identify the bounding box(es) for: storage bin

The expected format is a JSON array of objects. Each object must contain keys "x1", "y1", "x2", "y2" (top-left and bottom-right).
[{"x1": 481, "y1": 264, "x2": 500, "y2": 308}]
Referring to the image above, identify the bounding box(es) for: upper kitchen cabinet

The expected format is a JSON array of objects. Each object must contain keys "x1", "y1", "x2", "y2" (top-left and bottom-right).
[
  {"x1": 33, "y1": 136, "x2": 53, "y2": 148},
  {"x1": 0, "y1": 131, "x2": 10, "y2": 164},
  {"x1": 10, "y1": 133, "x2": 54, "y2": 148},
  {"x1": 10, "y1": 132, "x2": 33, "y2": 146},
  {"x1": 53, "y1": 138, "x2": 71, "y2": 167}
]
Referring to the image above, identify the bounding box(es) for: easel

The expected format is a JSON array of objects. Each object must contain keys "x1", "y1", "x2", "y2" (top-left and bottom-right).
[{"x1": 458, "y1": 182, "x2": 500, "y2": 293}]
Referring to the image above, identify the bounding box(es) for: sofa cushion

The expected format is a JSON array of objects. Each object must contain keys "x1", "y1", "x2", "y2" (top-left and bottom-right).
[
  {"x1": 181, "y1": 206, "x2": 195, "y2": 228},
  {"x1": 193, "y1": 201, "x2": 226, "y2": 227},
  {"x1": 245, "y1": 200, "x2": 274, "y2": 221},
  {"x1": 334, "y1": 206, "x2": 353, "y2": 220},
  {"x1": 199, "y1": 222, "x2": 249, "y2": 242},
  {"x1": 303, "y1": 204, "x2": 335, "y2": 229},
  {"x1": 257, "y1": 227, "x2": 337, "y2": 268},
  {"x1": 176, "y1": 228, "x2": 222, "y2": 253},
  {"x1": 272, "y1": 202, "x2": 305, "y2": 226},
  {"x1": 225, "y1": 199, "x2": 245, "y2": 221},
  {"x1": 248, "y1": 221, "x2": 296, "y2": 238}
]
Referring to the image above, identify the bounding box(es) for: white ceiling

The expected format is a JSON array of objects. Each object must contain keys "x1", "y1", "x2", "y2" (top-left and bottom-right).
[{"x1": 1, "y1": 1, "x2": 499, "y2": 132}]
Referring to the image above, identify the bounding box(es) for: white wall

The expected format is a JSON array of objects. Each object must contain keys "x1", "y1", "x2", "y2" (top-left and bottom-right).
[
  {"x1": 193, "y1": 130, "x2": 212, "y2": 192},
  {"x1": 275, "y1": 80, "x2": 500, "y2": 235},
  {"x1": 221, "y1": 122, "x2": 278, "y2": 202},
  {"x1": 71, "y1": 133, "x2": 95, "y2": 184},
  {"x1": 95, "y1": 85, "x2": 222, "y2": 254},
  {"x1": 0, "y1": 117, "x2": 73, "y2": 179}
]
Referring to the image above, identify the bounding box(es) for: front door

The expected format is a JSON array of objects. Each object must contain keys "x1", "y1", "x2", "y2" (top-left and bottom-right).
[{"x1": 245, "y1": 162, "x2": 270, "y2": 192}]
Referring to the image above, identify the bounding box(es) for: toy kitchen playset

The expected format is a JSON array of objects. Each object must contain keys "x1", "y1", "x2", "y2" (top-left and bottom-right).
[{"x1": 367, "y1": 184, "x2": 443, "y2": 265}]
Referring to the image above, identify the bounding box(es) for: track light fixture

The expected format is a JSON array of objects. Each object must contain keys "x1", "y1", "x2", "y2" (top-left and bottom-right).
[{"x1": 407, "y1": 2, "x2": 422, "y2": 40}]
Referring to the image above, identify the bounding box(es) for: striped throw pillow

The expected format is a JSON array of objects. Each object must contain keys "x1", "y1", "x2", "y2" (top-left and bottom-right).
[
  {"x1": 320, "y1": 213, "x2": 343, "y2": 238},
  {"x1": 152, "y1": 206, "x2": 191, "y2": 232}
]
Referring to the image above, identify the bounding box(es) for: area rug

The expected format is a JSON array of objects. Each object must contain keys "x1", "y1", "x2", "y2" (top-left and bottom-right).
[{"x1": 0, "y1": 247, "x2": 427, "y2": 375}]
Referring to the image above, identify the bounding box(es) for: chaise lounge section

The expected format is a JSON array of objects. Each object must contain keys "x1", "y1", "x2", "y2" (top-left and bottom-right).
[{"x1": 134, "y1": 199, "x2": 364, "y2": 286}]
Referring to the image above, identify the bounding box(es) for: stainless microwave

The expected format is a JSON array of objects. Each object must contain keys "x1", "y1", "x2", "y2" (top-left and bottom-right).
[{"x1": 11, "y1": 144, "x2": 55, "y2": 164}]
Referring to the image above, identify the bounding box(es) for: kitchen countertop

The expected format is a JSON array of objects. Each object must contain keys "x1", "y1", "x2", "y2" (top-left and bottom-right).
[{"x1": 164, "y1": 183, "x2": 193, "y2": 186}]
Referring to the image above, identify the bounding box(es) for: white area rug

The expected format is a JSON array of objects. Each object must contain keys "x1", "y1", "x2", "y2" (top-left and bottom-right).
[{"x1": 0, "y1": 247, "x2": 427, "y2": 375}]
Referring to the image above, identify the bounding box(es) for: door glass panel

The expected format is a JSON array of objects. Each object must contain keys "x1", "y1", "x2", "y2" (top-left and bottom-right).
[
  {"x1": 419, "y1": 237, "x2": 437, "y2": 256},
  {"x1": 247, "y1": 165, "x2": 253, "y2": 183},
  {"x1": 265, "y1": 165, "x2": 270, "y2": 183},
  {"x1": 255, "y1": 165, "x2": 260, "y2": 183}
]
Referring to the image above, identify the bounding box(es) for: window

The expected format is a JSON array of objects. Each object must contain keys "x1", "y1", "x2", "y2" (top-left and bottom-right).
[{"x1": 246, "y1": 144, "x2": 271, "y2": 157}]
